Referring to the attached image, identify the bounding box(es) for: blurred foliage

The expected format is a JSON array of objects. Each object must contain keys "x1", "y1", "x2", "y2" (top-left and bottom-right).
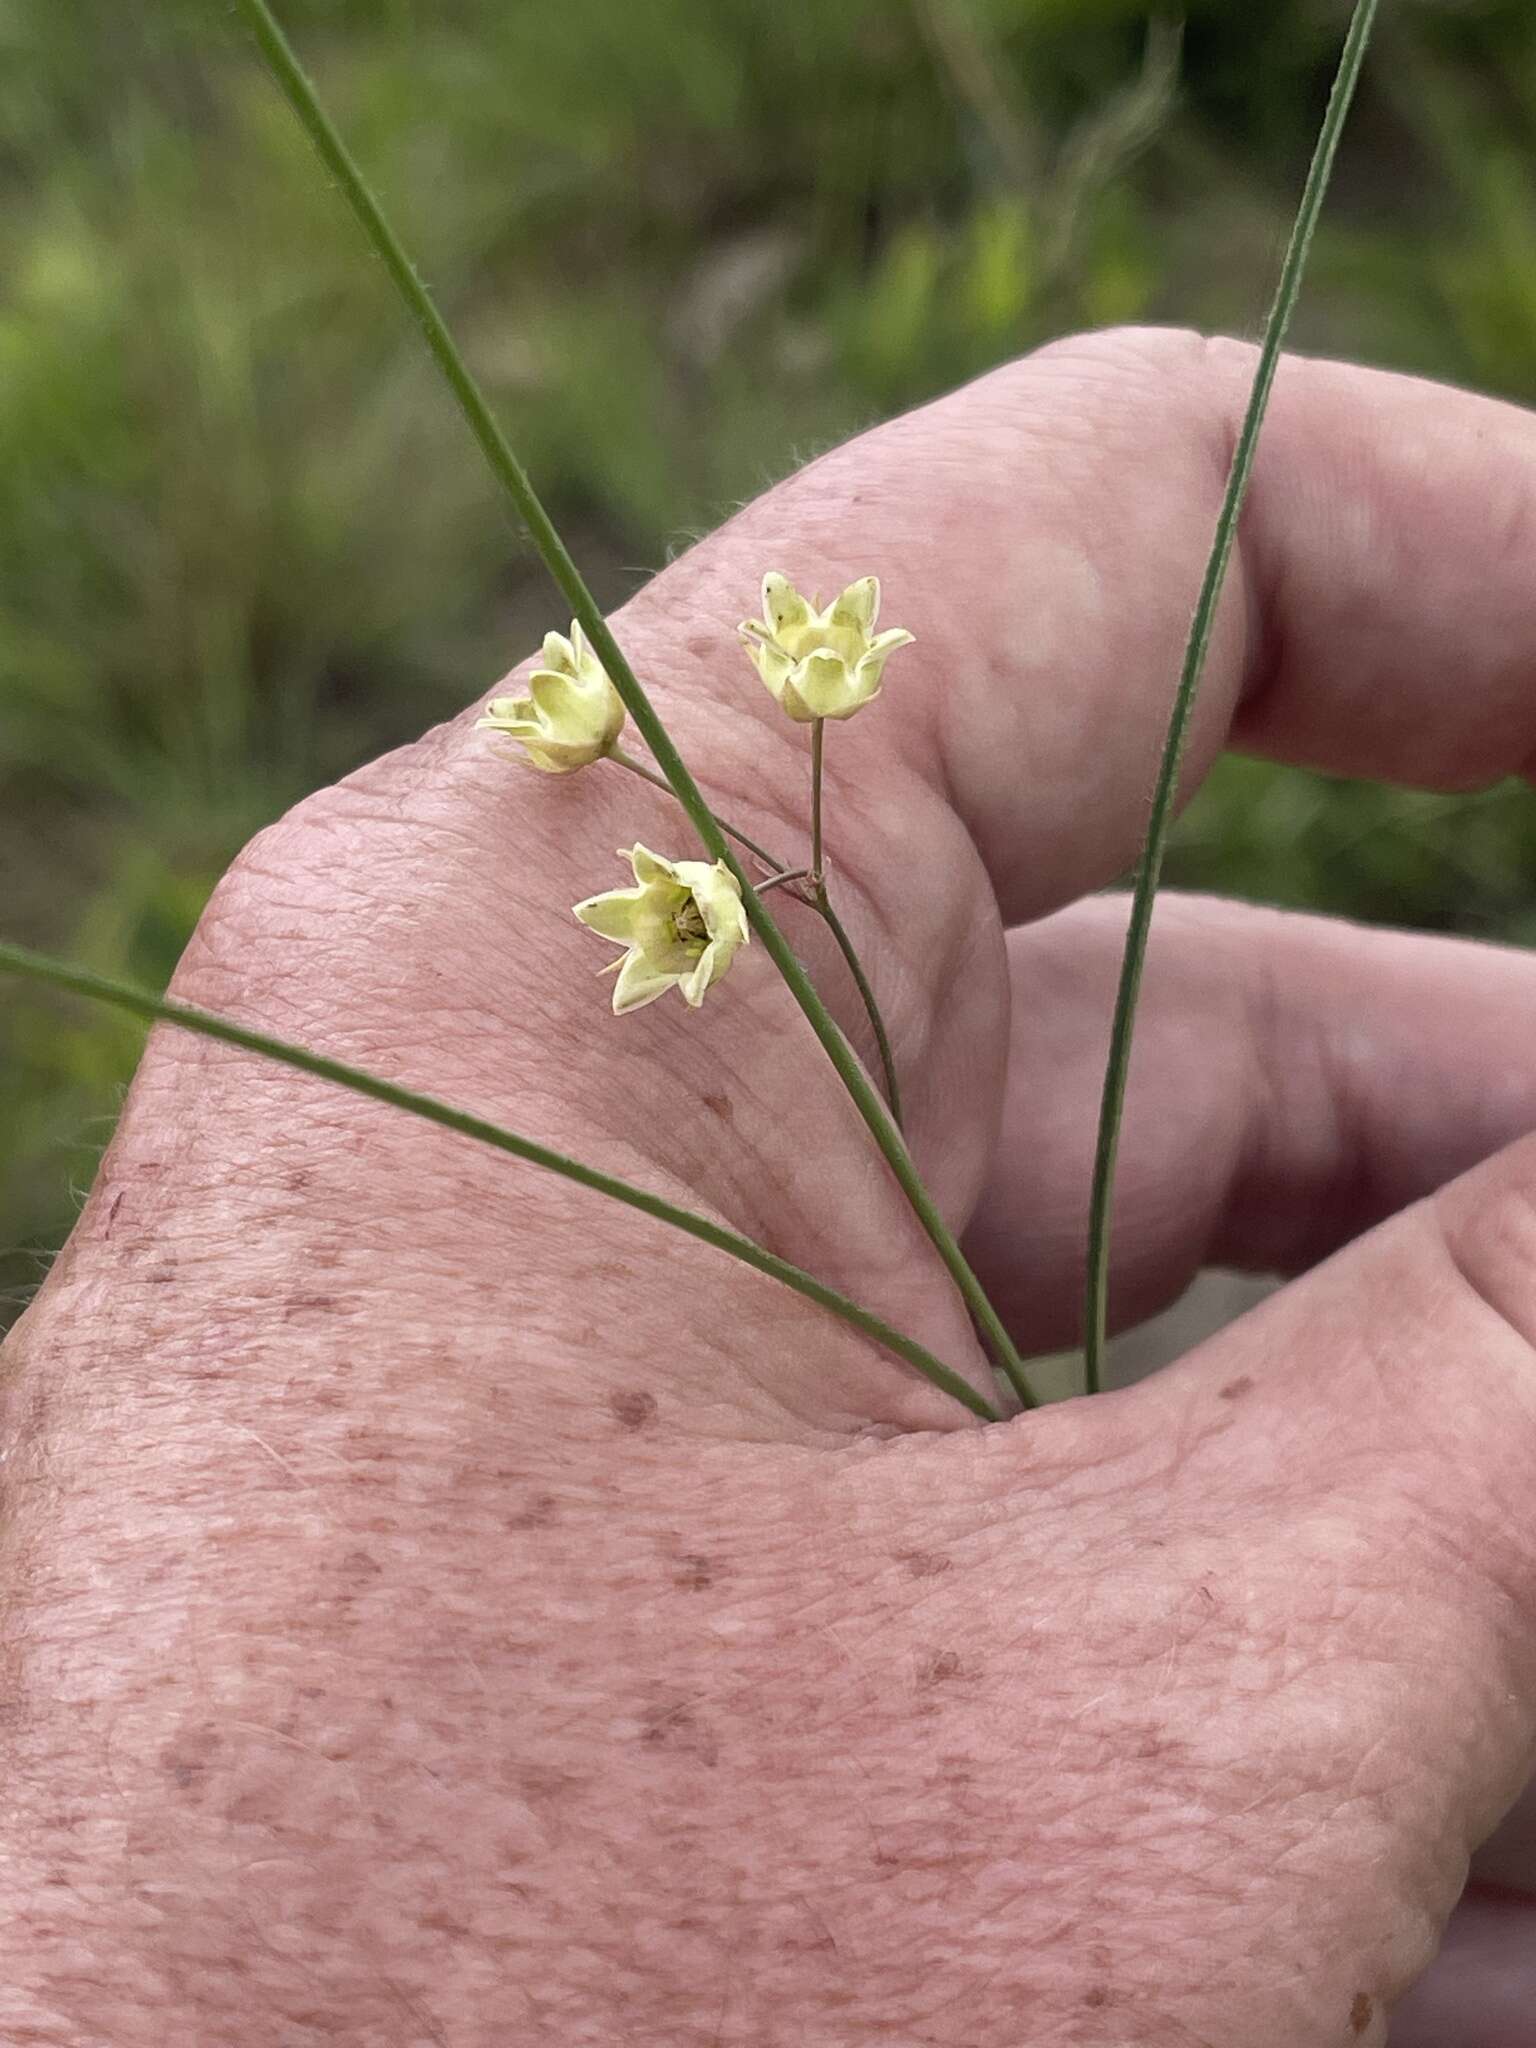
[{"x1": 5, "y1": 0, "x2": 1536, "y2": 1322}]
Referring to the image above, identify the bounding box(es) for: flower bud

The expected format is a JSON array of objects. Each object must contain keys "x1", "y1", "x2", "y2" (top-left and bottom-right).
[{"x1": 478, "y1": 622, "x2": 626, "y2": 772}]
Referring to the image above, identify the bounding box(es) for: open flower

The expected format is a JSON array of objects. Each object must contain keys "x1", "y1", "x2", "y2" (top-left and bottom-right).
[
  {"x1": 738, "y1": 571, "x2": 915, "y2": 723},
  {"x1": 477, "y1": 622, "x2": 626, "y2": 772},
  {"x1": 573, "y1": 845, "x2": 749, "y2": 1014}
]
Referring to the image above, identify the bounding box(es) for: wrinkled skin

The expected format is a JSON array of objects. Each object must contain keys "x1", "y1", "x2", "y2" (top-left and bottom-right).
[{"x1": 6, "y1": 330, "x2": 1536, "y2": 2044}]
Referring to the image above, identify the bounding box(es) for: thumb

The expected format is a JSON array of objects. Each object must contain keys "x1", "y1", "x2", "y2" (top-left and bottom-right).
[{"x1": 1115, "y1": 1132, "x2": 1536, "y2": 2016}]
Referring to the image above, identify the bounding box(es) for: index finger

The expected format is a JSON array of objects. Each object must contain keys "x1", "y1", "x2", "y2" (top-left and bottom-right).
[{"x1": 623, "y1": 325, "x2": 1536, "y2": 923}]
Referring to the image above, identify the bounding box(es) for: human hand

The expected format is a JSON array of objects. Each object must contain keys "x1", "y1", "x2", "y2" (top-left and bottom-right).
[{"x1": 6, "y1": 328, "x2": 1536, "y2": 2044}]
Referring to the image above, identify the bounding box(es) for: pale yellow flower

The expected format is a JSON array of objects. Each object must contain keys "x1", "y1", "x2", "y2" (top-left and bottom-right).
[
  {"x1": 573, "y1": 845, "x2": 750, "y2": 1015},
  {"x1": 738, "y1": 571, "x2": 915, "y2": 723},
  {"x1": 477, "y1": 622, "x2": 625, "y2": 772}
]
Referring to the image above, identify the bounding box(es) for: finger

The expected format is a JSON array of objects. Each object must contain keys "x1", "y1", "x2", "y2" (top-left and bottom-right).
[
  {"x1": 964, "y1": 895, "x2": 1536, "y2": 1351},
  {"x1": 610, "y1": 327, "x2": 1536, "y2": 929},
  {"x1": 1389, "y1": 1888, "x2": 1536, "y2": 2047},
  {"x1": 1075, "y1": 1130, "x2": 1536, "y2": 2032}
]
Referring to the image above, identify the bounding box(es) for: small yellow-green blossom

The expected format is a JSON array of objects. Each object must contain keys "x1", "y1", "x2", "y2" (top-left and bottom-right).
[
  {"x1": 573, "y1": 845, "x2": 750, "y2": 1015},
  {"x1": 477, "y1": 622, "x2": 626, "y2": 773},
  {"x1": 738, "y1": 571, "x2": 914, "y2": 723}
]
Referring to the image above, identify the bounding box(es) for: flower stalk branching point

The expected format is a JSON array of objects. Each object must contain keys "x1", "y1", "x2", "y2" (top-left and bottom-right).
[
  {"x1": 574, "y1": 846, "x2": 750, "y2": 1015},
  {"x1": 610, "y1": 725, "x2": 902, "y2": 1122}
]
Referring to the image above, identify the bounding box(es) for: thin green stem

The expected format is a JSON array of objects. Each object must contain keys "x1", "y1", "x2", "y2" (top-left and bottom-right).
[
  {"x1": 1081, "y1": 0, "x2": 1380, "y2": 1394},
  {"x1": 230, "y1": 0, "x2": 1034, "y2": 1408},
  {"x1": 610, "y1": 747, "x2": 783, "y2": 872},
  {"x1": 810, "y1": 719, "x2": 826, "y2": 886},
  {"x1": 0, "y1": 941, "x2": 997, "y2": 1423},
  {"x1": 817, "y1": 894, "x2": 904, "y2": 1133}
]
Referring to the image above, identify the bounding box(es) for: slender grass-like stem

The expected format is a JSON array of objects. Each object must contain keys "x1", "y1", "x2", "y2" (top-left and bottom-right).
[
  {"x1": 757, "y1": 869, "x2": 811, "y2": 895},
  {"x1": 810, "y1": 719, "x2": 827, "y2": 887},
  {"x1": 1081, "y1": 0, "x2": 1381, "y2": 1394},
  {"x1": 801, "y1": 716, "x2": 903, "y2": 1121},
  {"x1": 610, "y1": 747, "x2": 785, "y2": 873},
  {"x1": 817, "y1": 895, "x2": 904, "y2": 1133},
  {"x1": 0, "y1": 941, "x2": 998, "y2": 1422},
  {"x1": 229, "y1": 0, "x2": 1034, "y2": 1407}
]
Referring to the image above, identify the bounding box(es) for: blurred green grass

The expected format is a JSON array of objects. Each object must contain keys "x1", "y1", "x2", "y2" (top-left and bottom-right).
[{"x1": 5, "y1": 0, "x2": 1536, "y2": 1324}]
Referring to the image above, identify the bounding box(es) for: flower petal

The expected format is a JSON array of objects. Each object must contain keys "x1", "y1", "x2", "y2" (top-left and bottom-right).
[
  {"x1": 775, "y1": 674, "x2": 818, "y2": 722},
  {"x1": 851, "y1": 637, "x2": 910, "y2": 703},
  {"x1": 528, "y1": 668, "x2": 588, "y2": 725},
  {"x1": 671, "y1": 861, "x2": 744, "y2": 936},
  {"x1": 827, "y1": 576, "x2": 878, "y2": 635},
  {"x1": 572, "y1": 887, "x2": 645, "y2": 941},
  {"x1": 792, "y1": 647, "x2": 856, "y2": 719},
  {"x1": 743, "y1": 634, "x2": 794, "y2": 705},
  {"x1": 627, "y1": 844, "x2": 680, "y2": 890},
  {"x1": 611, "y1": 948, "x2": 678, "y2": 1014},
  {"x1": 541, "y1": 630, "x2": 577, "y2": 675},
  {"x1": 761, "y1": 571, "x2": 812, "y2": 641},
  {"x1": 679, "y1": 942, "x2": 717, "y2": 1007},
  {"x1": 477, "y1": 692, "x2": 537, "y2": 730},
  {"x1": 867, "y1": 625, "x2": 915, "y2": 657}
]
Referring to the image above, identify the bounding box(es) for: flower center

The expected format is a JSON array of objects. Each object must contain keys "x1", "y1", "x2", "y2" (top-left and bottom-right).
[
  {"x1": 785, "y1": 620, "x2": 864, "y2": 667},
  {"x1": 671, "y1": 898, "x2": 708, "y2": 951}
]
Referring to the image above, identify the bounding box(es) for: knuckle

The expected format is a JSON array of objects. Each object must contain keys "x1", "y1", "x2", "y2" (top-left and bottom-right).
[
  {"x1": 1022, "y1": 320, "x2": 1256, "y2": 400},
  {"x1": 1435, "y1": 1140, "x2": 1536, "y2": 1357},
  {"x1": 1421, "y1": 1149, "x2": 1536, "y2": 1622}
]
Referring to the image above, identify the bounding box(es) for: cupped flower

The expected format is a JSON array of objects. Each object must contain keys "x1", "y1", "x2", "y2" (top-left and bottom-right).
[
  {"x1": 477, "y1": 622, "x2": 626, "y2": 772},
  {"x1": 737, "y1": 571, "x2": 915, "y2": 723},
  {"x1": 573, "y1": 844, "x2": 750, "y2": 1015}
]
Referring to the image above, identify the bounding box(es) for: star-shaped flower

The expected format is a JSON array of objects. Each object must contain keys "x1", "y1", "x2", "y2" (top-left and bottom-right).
[
  {"x1": 573, "y1": 845, "x2": 750, "y2": 1014},
  {"x1": 738, "y1": 572, "x2": 914, "y2": 723}
]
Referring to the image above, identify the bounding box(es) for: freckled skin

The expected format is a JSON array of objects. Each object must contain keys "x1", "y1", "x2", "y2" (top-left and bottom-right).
[
  {"x1": 6, "y1": 335, "x2": 1536, "y2": 2043},
  {"x1": 897, "y1": 1550, "x2": 953, "y2": 1580},
  {"x1": 610, "y1": 1388, "x2": 660, "y2": 1431}
]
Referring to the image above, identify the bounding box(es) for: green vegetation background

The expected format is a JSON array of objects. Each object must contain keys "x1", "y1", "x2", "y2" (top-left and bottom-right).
[{"x1": 5, "y1": 0, "x2": 1536, "y2": 1326}]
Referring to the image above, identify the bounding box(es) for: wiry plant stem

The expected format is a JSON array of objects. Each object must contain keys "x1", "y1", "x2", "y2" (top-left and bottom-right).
[
  {"x1": 810, "y1": 719, "x2": 827, "y2": 887},
  {"x1": 230, "y1": 0, "x2": 1032, "y2": 1402},
  {"x1": 816, "y1": 894, "x2": 904, "y2": 1133},
  {"x1": 1081, "y1": 0, "x2": 1381, "y2": 1393},
  {"x1": 0, "y1": 941, "x2": 997, "y2": 1421},
  {"x1": 609, "y1": 747, "x2": 785, "y2": 873}
]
